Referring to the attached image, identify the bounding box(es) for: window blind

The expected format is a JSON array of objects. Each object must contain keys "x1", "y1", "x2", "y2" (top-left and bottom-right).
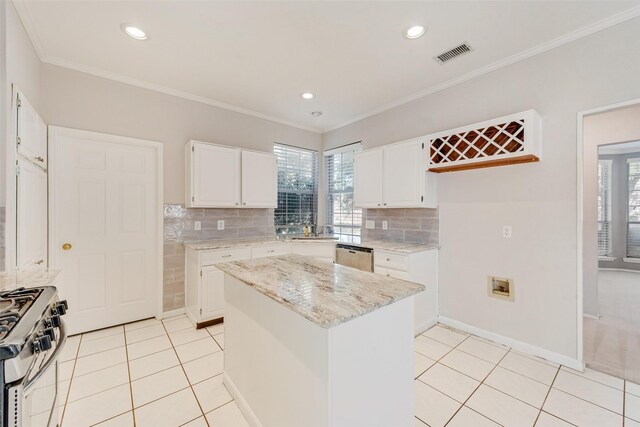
[
  {"x1": 325, "y1": 143, "x2": 362, "y2": 243},
  {"x1": 597, "y1": 159, "x2": 612, "y2": 257},
  {"x1": 627, "y1": 158, "x2": 640, "y2": 257},
  {"x1": 274, "y1": 144, "x2": 318, "y2": 235}
]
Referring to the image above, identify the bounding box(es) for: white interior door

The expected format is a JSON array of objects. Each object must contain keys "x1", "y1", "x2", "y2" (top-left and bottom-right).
[{"x1": 50, "y1": 127, "x2": 161, "y2": 335}]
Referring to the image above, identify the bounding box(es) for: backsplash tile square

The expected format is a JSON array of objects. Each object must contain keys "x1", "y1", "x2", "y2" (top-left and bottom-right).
[{"x1": 163, "y1": 204, "x2": 275, "y2": 311}]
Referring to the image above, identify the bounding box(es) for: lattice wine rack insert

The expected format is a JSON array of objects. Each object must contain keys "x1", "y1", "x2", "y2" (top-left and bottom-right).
[{"x1": 427, "y1": 110, "x2": 540, "y2": 172}]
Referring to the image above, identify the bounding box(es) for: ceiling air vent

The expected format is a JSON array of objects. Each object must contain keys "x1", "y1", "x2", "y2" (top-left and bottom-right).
[{"x1": 434, "y1": 43, "x2": 472, "y2": 64}]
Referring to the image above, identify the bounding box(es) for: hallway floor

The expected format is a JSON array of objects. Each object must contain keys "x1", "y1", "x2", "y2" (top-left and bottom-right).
[{"x1": 584, "y1": 269, "x2": 640, "y2": 383}]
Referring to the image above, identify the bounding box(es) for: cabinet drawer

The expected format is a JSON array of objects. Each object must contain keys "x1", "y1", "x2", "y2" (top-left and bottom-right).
[
  {"x1": 374, "y1": 266, "x2": 410, "y2": 281},
  {"x1": 374, "y1": 251, "x2": 409, "y2": 271},
  {"x1": 251, "y1": 244, "x2": 291, "y2": 259},
  {"x1": 200, "y1": 247, "x2": 252, "y2": 266}
]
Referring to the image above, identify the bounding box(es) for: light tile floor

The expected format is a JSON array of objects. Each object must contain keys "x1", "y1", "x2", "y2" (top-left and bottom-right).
[{"x1": 56, "y1": 317, "x2": 640, "y2": 427}]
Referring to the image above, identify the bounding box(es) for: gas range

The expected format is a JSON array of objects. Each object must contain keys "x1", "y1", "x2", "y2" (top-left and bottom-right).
[{"x1": 0, "y1": 286, "x2": 68, "y2": 427}]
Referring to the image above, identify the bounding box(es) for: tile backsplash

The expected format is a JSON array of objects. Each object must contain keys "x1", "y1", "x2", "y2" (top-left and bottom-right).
[
  {"x1": 361, "y1": 208, "x2": 438, "y2": 245},
  {"x1": 163, "y1": 204, "x2": 275, "y2": 311}
]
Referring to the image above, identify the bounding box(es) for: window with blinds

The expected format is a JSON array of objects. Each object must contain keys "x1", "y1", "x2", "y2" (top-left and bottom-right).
[
  {"x1": 627, "y1": 158, "x2": 640, "y2": 257},
  {"x1": 598, "y1": 159, "x2": 613, "y2": 257},
  {"x1": 274, "y1": 144, "x2": 318, "y2": 235},
  {"x1": 325, "y1": 143, "x2": 362, "y2": 243}
]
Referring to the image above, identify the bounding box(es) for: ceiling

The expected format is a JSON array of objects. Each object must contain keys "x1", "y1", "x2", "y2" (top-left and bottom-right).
[{"x1": 14, "y1": 1, "x2": 640, "y2": 133}]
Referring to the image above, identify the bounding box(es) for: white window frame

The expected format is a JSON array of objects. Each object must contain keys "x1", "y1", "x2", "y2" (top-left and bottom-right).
[{"x1": 324, "y1": 143, "x2": 362, "y2": 243}]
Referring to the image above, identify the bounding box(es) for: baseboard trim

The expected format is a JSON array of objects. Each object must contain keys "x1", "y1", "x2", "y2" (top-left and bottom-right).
[
  {"x1": 415, "y1": 316, "x2": 438, "y2": 337},
  {"x1": 223, "y1": 372, "x2": 263, "y2": 427},
  {"x1": 583, "y1": 313, "x2": 600, "y2": 320},
  {"x1": 160, "y1": 308, "x2": 185, "y2": 319},
  {"x1": 438, "y1": 316, "x2": 584, "y2": 371}
]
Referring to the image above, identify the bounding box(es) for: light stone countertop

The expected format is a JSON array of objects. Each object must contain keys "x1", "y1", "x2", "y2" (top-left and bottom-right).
[
  {"x1": 0, "y1": 269, "x2": 61, "y2": 291},
  {"x1": 216, "y1": 254, "x2": 424, "y2": 328},
  {"x1": 184, "y1": 237, "x2": 437, "y2": 254}
]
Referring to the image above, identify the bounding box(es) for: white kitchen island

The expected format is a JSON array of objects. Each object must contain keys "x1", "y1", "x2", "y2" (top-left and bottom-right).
[{"x1": 216, "y1": 254, "x2": 424, "y2": 427}]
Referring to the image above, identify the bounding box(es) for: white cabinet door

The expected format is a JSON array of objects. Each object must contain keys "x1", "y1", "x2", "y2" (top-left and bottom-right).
[
  {"x1": 241, "y1": 150, "x2": 277, "y2": 208},
  {"x1": 191, "y1": 142, "x2": 241, "y2": 207},
  {"x1": 16, "y1": 159, "x2": 47, "y2": 269},
  {"x1": 354, "y1": 149, "x2": 383, "y2": 208},
  {"x1": 201, "y1": 266, "x2": 225, "y2": 320},
  {"x1": 383, "y1": 140, "x2": 423, "y2": 207},
  {"x1": 17, "y1": 91, "x2": 47, "y2": 169}
]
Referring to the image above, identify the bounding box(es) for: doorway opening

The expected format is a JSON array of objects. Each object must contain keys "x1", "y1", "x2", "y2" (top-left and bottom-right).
[{"x1": 579, "y1": 101, "x2": 640, "y2": 383}]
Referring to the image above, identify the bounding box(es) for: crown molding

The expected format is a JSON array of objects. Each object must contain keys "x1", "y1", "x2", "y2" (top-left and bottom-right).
[
  {"x1": 12, "y1": 1, "x2": 640, "y2": 135},
  {"x1": 323, "y1": 5, "x2": 640, "y2": 133}
]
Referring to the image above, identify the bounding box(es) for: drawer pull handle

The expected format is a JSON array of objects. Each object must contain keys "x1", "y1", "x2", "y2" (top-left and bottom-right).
[
  {"x1": 386, "y1": 274, "x2": 390, "y2": 277},
  {"x1": 222, "y1": 255, "x2": 232, "y2": 258},
  {"x1": 267, "y1": 250, "x2": 275, "y2": 253},
  {"x1": 386, "y1": 258, "x2": 391, "y2": 261}
]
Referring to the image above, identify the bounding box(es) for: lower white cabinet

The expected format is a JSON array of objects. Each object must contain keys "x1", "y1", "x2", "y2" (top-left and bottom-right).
[
  {"x1": 201, "y1": 266, "x2": 225, "y2": 320},
  {"x1": 374, "y1": 248, "x2": 438, "y2": 334},
  {"x1": 291, "y1": 241, "x2": 336, "y2": 263}
]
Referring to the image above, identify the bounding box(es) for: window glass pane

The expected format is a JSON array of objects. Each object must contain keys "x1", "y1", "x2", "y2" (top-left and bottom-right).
[
  {"x1": 628, "y1": 158, "x2": 640, "y2": 257},
  {"x1": 325, "y1": 144, "x2": 362, "y2": 242},
  {"x1": 598, "y1": 159, "x2": 612, "y2": 256},
  {"x1": 274, "y1": 144, "x2": 318, "y2": 235}
]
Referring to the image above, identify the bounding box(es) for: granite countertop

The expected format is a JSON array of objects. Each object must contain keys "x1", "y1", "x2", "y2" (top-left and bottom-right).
[
  {"x1": 216, "y1": 254, "x2": 424, "y2": 328},
  {"x1": 0, "y1": 269, "x2": 61, "y2": 291},
  {"x1": 354, "y1": 240, "x2": 439, "y2": 254},
  {"x1": 184, "y1": 238, "x2": 282, "y2": 250},
  {"x1": 184, "y1": 237, "x2": 437, "y2": 254}
]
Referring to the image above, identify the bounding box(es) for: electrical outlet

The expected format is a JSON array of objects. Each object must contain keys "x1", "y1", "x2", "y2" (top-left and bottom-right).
[
  {"x1": 217, "y1": 220, "x2": 225, "y2": 231},
  {"x1": 365, "y1": 220, "x2": 375, "y2": 230},
  {"x1": 194, "y1": 221, "x2": 201, "y2": 231},
  {"x1": 503, "y1": 226, "x2": 512, "y2": 238},
  {"x1": 382, "y1": 220, "x2": 388, "y2": 230}
]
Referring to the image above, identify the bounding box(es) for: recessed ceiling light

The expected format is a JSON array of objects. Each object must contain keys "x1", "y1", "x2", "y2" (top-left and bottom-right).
[
  {"x1": 301, "y1": 92, "x2": 315, "y2": 100},
  {"x1": 121, "y1": 24, "x2": 147, "y2": 40},
  {"x1": 405, "y1": 25, "x2": 425, "y2": 39},
  {"x1": 311, "y1": 111, "x2": 323, "y2": 117}
]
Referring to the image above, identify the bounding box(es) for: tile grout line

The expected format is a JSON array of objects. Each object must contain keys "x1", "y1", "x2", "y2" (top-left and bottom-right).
[
  {"x1": 59, "y1": 334, "x2": 84, "y2": 426},
  {"x1": 533, "y1": 366, "x2": 574, "y2": 427},
  {"x1": 122, "y1": 320, "x2": 137, "y2": 427},
  {"x1": 560, "y1": 366, "x2": 627, "y2": 392},
  {"x1": 442, "y1": 345, "x2": 512, "y2": 427},
  {"x1": 161, "y1": 318, "x2": 213, "y2": 427}
]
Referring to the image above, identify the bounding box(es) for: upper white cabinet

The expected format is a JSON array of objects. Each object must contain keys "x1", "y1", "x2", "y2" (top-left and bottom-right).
[
  {"x1": 354, "y1": 138, "x2": 437, "y2": 209},
  {"x1": 16, "y1": 159, "x2": 47, "y2": 269},
  {"x1": 241, "y1": 150, "x2": 277, "y2": 207},
  {"x1": 427, "y1": 110, "x2": 541, "y2": 172},
  {"x1": 16, "y1": 90, "x2": 47, "y2": 169},
  {"x1": 186, "y1": 140, "x2": 277, "y2": 208},
  {"x1": 353, "y1": 149, "x2": 383, "y2": 208}
]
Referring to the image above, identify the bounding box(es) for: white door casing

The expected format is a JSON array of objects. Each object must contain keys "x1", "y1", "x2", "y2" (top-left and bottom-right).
[{"x1": 49, "y1": 127, "x2": 163, "y2": 335}]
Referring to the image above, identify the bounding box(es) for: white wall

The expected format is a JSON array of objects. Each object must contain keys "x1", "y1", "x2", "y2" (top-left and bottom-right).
[
  {"x1": 1, "y1": 1, "x2": 42, "y2": 271},
  {"x1": 39, "y1": 64, "x2": 322, "y2": 204},
  {"x1": 323, "y1": 18, "x2": 640, "y2": 361},
  {"x1": 583, "y1": 104, "x2": 640, "y2": 315}
]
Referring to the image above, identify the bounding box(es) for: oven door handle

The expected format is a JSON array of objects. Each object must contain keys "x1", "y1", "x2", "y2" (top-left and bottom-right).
[{"x1": 23, "y1": 319, "x2": 67, "y2": 395}]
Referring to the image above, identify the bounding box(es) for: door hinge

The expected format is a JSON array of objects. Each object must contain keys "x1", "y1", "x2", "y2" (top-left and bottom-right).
[
  {"x1": 422, "y1": 142, "x2": 424, "y2": 149},
  {"x1": 199, "y1": 308, "x2": 202, "y2": 315},
  {"x1": 421, "y1": 195, "x2": 424, "y2": 202},
  {"x1": 16, "y1": 96, "x2": 21, "y2": 108},
  {"x1": 192, "y1": 146, "x2": 194, "y2": 152},
  {"x1": 200, "y1": 270, "x2": 202, "y2": 277},
  {"x1": 16, "y1": 165, "x2": 20, "y2": 176},
  {"x1": 192, "y1": 196, "x2": 195, "y2": 202},
  {"x1": 16, "y1": 136, "x2": 21, "y2": 146}
]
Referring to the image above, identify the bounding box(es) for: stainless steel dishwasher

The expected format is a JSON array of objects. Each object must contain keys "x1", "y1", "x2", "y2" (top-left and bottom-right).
[{"x1": 335, "y1": 243, "x2": 373, "y2": 272}]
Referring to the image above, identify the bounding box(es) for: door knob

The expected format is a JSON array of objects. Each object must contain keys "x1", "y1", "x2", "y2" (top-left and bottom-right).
[{"x1": 62, "y1": 243, "x2": 72, "y2": 251}]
